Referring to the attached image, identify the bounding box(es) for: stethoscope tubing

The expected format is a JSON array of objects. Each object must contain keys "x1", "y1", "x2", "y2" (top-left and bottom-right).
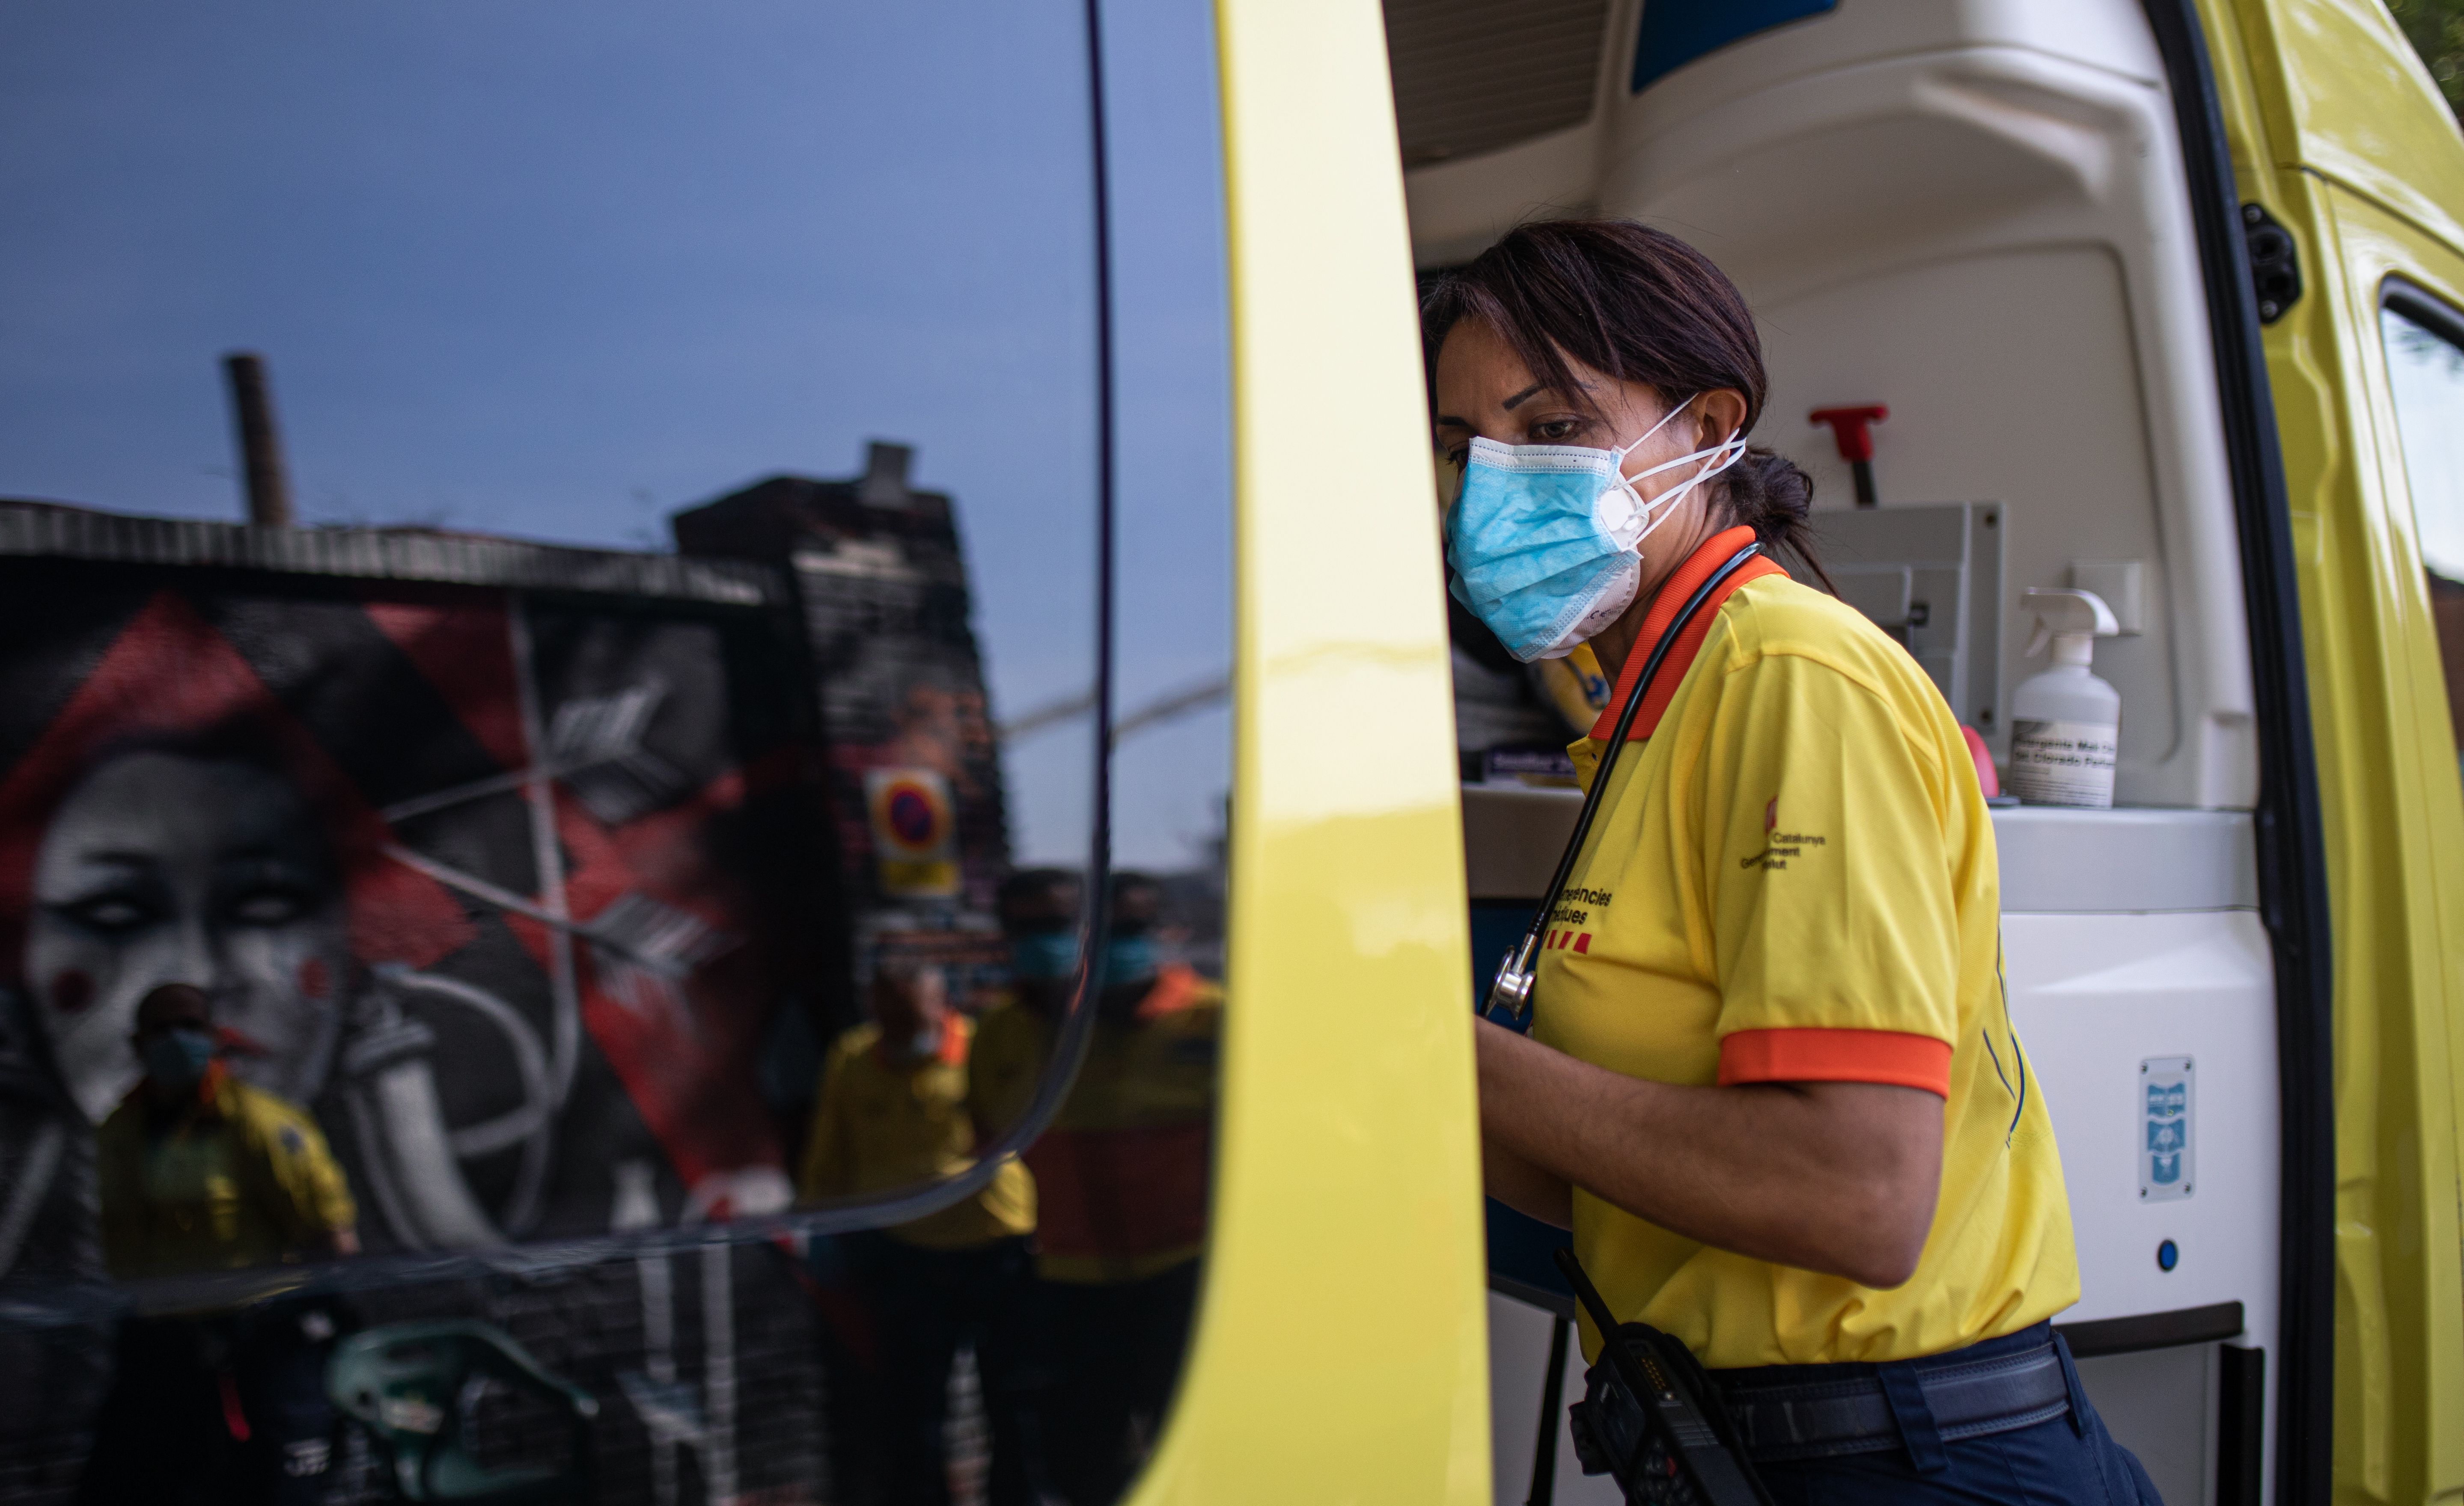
[{"x1": 1485, "y1": 541, "x2": 1765, "y2": 1027}]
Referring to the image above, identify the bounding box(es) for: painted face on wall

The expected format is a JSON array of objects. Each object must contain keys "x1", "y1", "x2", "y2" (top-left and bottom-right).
[{"x1": 27, "y1": 750, "x2": 352, "y2": 1123}]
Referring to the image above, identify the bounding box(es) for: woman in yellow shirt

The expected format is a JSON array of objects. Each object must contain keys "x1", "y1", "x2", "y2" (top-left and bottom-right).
[{"x1": 1430, "y1": 220, "x2": 2159, "y2": 1502}]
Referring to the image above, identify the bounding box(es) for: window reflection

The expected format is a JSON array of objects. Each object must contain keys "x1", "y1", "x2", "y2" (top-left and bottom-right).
[
  {"x1": 797, "y1": 870, "x2": 1222, "y2": 1504},
  {"x1": 2385, "y1": 299, "x2": 2464, "y2": 762},
  {"x1": 0, "y1": 0, "x2": 1229, "y2": 1498}
]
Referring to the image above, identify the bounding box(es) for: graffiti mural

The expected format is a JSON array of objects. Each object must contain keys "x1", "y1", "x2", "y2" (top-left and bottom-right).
[{"x1": 0, "y1": 543, "x2": 836, "y2": 1276}]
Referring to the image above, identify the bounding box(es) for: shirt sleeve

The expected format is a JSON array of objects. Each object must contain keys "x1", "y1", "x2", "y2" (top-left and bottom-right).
[
  {"x1": 797, "y1": 1037, "x2": 857, "y2": 1202},
  {"x1": 95, "y1": 1111, "x2": 144, "y2": 1279},
  {"x1": 966, "y1": 1006, "x2": 1040, "y2": 1140},
  {"x1": 1696, "y1": 649, "x2": 1960, "y2": 1096},
  {"x1": 261, "y1": 1107, "x2": 358, "y2": 1240}
]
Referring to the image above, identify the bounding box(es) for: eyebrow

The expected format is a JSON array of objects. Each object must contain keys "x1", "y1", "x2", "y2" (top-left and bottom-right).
[
  {"x1": 71, "y1": 851, "x2": 157, "y2": 869},
  {"x1": 1435, "y1": 378, "x2": 1589, "y2": 431}
]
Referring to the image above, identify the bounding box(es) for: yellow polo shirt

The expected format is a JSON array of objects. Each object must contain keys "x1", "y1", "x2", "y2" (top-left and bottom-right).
[
  {"x1": 1535, "y1": 528, "x2": 2077, "y2": 1369},
  {"x1": 799, "y1": 1016, "x2": 1035, "y2": 1250},
  {"x1": 97, "y1": 1064, "x2": 357, "y2": 1282}
]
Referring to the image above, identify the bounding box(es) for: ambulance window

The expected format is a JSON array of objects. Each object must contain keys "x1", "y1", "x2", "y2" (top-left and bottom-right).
[
  {"x1": 2384, "y1": 296, "x2": 2464, "y2": 758},
  {"x1": 0, "y1": 2, "x2": 1229, "y2": 1501}
]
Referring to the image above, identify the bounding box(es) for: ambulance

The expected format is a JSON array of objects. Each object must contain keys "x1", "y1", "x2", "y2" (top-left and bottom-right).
[{"x1": 1, "y1": 1, "x2": 2460, "y2": 1504}]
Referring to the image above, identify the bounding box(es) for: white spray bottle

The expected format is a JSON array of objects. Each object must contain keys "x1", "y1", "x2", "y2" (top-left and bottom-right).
[{"x1": 2009, "y1": 588, "x2": 2121, "y2": 808}]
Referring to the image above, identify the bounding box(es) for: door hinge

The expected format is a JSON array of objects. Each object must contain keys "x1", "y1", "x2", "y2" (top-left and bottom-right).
[{"x1": 2241, "y1": 203, "x2": 2301, "y2": 324}]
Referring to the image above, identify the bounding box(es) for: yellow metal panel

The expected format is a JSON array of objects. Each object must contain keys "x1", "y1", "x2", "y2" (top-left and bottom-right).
[
  {"x1": 1127, "y1": 0, "x2": 1491, "y2": 1501},
  {"x1": 2203, "y1": 2, "x2": 2464, "y2": 1497},
  {"x1": 2219, "y1": 0, "x2": 2464, "y2": 251},
  {"x1": 2310, "y1": 188, "x2": 2464, "y2": 1503}
]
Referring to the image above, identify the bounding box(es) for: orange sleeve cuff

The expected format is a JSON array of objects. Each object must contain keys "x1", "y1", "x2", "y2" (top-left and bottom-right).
[{"x1": 1717, "y1": 1028, "x2": 1952, "y2": 1097}]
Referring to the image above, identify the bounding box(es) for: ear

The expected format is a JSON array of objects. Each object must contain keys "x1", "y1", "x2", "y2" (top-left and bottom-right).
[{"x1": 1698, "y1": 389, "x2": 1750, "y2": 445}]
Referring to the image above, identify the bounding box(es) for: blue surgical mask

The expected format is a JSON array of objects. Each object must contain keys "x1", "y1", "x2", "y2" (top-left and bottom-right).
[
  {"x1": 142, "y1": 1027, "x2": 217, "y2": 1090},
  {"x1": 1099, "y1": 934, "x2": 1158, "y2": 990},
  {"x1": 1010, "y1": 930, "x2": 1079, "y2": 982},
  {"x1": 1446, "y1": 398, "x2": 1746, "y2": 662}
]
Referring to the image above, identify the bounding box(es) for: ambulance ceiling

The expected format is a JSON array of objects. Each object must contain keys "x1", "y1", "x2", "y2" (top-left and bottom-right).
[
  {"x1": 1382, "y1": 0, "x2": 1850, "y2": 170},
  {"x1": 1382, "y1": 0, "x2": 1608, "y2": 168}
]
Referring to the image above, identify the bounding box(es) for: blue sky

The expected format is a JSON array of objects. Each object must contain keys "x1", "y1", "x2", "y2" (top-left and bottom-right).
[{"x1": 0, "y1": 0, "x2": 1232, "y2": 870}]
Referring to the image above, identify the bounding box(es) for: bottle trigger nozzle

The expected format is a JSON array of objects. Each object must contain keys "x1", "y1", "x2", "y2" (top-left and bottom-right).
[{"x1": 2023, "y1": 588, "x2": 2118, "y2": 664}]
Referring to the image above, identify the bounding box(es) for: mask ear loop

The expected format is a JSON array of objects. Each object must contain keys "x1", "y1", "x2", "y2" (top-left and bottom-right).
[
  {"x1": 1603, "y1": 394, "x2": 1750, "y2": 548},
  {"x1": 1630, "y1": 433, "x2": 1748, "y2": 548}
]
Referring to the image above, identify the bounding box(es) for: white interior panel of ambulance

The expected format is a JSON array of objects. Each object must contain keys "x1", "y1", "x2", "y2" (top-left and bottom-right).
[{"x1": 1397, "y1": 1, "x2": 2279, "y2": 1500}]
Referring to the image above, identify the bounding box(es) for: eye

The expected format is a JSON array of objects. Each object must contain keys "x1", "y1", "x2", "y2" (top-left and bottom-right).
[
  {"x1": 57, "y1": 893, "x2": 158, "y2": 935},
  {"x1": 1530, "y1": 419, "x2": 1582, "y2": 443},
  {"x1": 227, "y1": 888, "x2": 311, "y2": 926}
]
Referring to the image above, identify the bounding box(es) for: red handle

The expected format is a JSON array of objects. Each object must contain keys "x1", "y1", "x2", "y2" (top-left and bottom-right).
[{"x1": 1809, "y1": 405, "x2": 1889, "y2": 463}]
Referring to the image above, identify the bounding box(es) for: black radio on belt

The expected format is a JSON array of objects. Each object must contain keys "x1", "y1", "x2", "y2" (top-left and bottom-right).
[{"x1": 1554, "y1": 1249, "x2": 1774, "y2": 1506}]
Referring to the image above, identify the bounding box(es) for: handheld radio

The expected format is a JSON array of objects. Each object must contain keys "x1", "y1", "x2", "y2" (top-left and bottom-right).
[{"x1": 1553, "y1": 1248, "x2": 1774, "y2": 1506}]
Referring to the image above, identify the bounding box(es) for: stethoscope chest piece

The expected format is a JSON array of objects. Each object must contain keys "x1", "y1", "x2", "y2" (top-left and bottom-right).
[{"x1": 1485, "y1": 945, "x2": 1538, "y2": 1028}]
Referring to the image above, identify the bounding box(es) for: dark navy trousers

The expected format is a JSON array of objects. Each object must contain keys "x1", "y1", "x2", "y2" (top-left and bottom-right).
[{"x1": 1735, "y1": 1326, "x2": 2164, "y2": 1505}]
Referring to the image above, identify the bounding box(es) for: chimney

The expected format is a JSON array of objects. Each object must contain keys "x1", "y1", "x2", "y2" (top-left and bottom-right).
[
  {"x1": 221, "y1": 352, "x2": 295, "y2": 528},
  {"x1": 858, "y1": 441, "x2": 914, "y2": 508}
]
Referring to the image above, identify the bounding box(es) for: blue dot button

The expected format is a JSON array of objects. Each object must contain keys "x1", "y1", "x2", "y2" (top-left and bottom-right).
[{"x1": 2156, "y1": 1239, "x2": 2179, "y2": 1272}]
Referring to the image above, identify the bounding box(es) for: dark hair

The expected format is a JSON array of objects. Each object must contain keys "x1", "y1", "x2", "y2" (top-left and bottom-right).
[
  {"x1": 996, "y1": 866, "x2": 1082, "y2": 918},
  {"x1": 1108, "y1": 871, "x2": 1163, "y2": 936},
  {"x1": 135, "y1": 982, "x2": 212, "y2": 1031},
  {"x1": 1421, "y1": 219, "x2": 1830, "y2": 587}
]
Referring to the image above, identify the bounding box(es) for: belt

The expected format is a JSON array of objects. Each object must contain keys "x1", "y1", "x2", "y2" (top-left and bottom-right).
[{"x1": 1712, "y1": 1327, "x2": 2074, "y2": 1463}]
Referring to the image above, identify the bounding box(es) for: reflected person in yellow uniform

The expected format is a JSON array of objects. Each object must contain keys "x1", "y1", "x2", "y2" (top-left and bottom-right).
[
  {"x1": 1431, "y1": 220, "x2": 2157, "y2": 1502},
  {"x1": 98, "y1": 984, "x2": 358, "y2": 1280},
  {"x1": 80, "y1": 982, "x2": 358, "y2": 1506},
  {"x1": 972, "y1": 871, "x2": 1220, "y2": 1506},
  {"x1": 800, "y1": 962, "x2": 1036, "y2": 1506}
]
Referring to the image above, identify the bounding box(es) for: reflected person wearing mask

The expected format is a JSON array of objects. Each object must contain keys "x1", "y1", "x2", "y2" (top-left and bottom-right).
[
  {"x1": 79, "y1": 982, "x2": 359, "y2": 1506},
  {"x1": 97, "y1": 981, "x2": 358, "y2": 1280},
  {"x1": 972, "y1": 871, "x2": 1220, "y2": 1506},
  {"x1": 799, "y1": 962, "x2": 1036, "y2": 1506}
]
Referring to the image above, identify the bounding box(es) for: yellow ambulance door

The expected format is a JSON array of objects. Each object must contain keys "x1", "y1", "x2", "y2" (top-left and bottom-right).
[{"x1": 2195, "y1": 0, "x2": 2464, "y2": 1498}]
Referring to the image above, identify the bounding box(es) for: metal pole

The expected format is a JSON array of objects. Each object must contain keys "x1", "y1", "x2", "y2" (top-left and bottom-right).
[
  {"x1": 221, "y1": 352, "x2": 295, "y2": 527},
  {"x1": 1526, "y1": 1314, "x2": 1570, "y2": 1506}
]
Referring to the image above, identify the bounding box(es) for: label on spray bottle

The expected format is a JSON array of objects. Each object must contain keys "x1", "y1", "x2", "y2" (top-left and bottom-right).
[{"x1": 2008, "y1": 719, "x2": 2117, "y2": 808}]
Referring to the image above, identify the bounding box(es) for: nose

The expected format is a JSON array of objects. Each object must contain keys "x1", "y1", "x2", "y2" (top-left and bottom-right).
[{"x1": 175, "y1": 912, "x2": 230, "y2": 1000}]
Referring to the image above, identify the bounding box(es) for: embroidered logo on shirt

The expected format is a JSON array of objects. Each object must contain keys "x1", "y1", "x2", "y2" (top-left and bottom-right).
[{"x1": 1742, "y1": 798, "x2": 1827, "y2": 870}]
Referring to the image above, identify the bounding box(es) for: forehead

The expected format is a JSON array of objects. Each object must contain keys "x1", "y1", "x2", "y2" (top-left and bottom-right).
[
  {"x1": 1002, "y1": 876, "x2": 1080, "y2": 912},
  {"x1": 37, "y1": 752, "x2": 326, "y2": 870},
  {"x1": 136, "y1": 992, "x2": 209, "y2": 1028},
  {"x1": 1431, "y1": 318, "x2": 1538, "y2": 413}
]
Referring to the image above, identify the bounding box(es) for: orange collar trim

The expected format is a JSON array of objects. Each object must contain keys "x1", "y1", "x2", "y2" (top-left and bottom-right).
[
  {"x1": 1586, "y1": 526, "x2": 1783, "y2": 744},
  {"x1": 874, "y1": 1019, "x2": 971, "y2": 1070},
  {"x1": 1134, "y1": 965, "x2": 1205, "y2": 1021}
]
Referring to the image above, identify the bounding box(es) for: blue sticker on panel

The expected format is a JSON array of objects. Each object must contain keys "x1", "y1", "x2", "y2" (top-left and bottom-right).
[
  {"x1": 2140, "y1": 1056, "x2": 2194, "y2": 1203},
  {"x1": 1631, "y1": 0, "x2": 1840, "y2": 95}
]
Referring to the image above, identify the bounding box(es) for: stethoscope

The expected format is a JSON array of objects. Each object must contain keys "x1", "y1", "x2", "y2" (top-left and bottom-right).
[{"x1": 1482, "y1": 541, "x2": 1765, "y2": 1029}]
